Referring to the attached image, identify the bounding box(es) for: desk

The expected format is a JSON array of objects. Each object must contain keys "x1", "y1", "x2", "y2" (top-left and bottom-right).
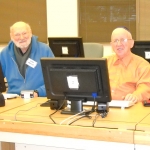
[
  {"x1": 134, "y1": 113, "x2": 150, "y2": 150},
  {"x1": 0, "y1": 96, "x2": 38, "y2": 113},
  {"x1": 0, "y1": 97, "x2": 42, "y2": 150},
  {"x1": 0, "y1": 98, "x2": 150, "y2": 150}
]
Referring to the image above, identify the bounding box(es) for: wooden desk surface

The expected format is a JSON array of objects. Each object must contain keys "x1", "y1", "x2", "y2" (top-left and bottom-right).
[
  {"x1": 0, "y1": 97, "x2": 47, "y2": 150},
  {"x1": 134, "y1": 113, "x2": 150, "y2": 145},
  {"x1": 0, "y1": 99, "x2": 149, "y2": 129},
  {"x1": 95, "y1": 102, "x2": 150, "y2": 130},
  {"x1": 0, "y1": 98, "x2": 150, "y2": 144},
  {"x1": 0, "y1": 96, "x2": 38, "y2": 113}
]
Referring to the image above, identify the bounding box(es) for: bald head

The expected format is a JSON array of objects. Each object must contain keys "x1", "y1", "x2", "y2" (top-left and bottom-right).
[
  {"x1": 10, "y1": 21, "x2": 31, "y2": 34},
  {"x1": 111, "y1": 27, "x2": 132, "y2": 41}
]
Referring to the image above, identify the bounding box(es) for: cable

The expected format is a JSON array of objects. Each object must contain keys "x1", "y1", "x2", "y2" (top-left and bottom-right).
[
  {"x1": 49, "y1": 97, "x2": 66, "y2": 124},
  {"x1": 91, "y1": 92, "x2": 97, "y2": 112},
  {"x1": 59, "y1": 93, "x2": 98, "y2": 125},
  {"x1": 60, "y1": 110, "x2": 86, "y2": 125},
  {"x1": 67, "y1": 114, "x2": 92, "y2": 125},
  {"x1": 92, "y1": 113, "x2": 100, "y2": 127},
  {"x1": 65, "y1": 110, "x2": 94, "y2": 125},
  {"x1": 65, "y1": 93, "x2": 98, "y2": 125},
  {"x1": 99, "y1": 111, "x2": 108, "y2": 118},
  {"x1": 14, "y1": 103, "x2": 41, "y2": 121}
]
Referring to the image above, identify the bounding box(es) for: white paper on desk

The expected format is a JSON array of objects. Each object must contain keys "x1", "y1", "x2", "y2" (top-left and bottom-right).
[{"x1": 3, "y1": 93, "x2": 19, "y2": 99}]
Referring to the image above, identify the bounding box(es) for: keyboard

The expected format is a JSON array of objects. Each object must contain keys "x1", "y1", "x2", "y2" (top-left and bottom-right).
[
  {"x1": 41, "y1": 100, "x2": 134, "y2": 108},
  {"x1": 67, "y1": 101, "x2": 96, "y2": 106},
  {"x1": 73, "y1": 100, "x2": 134, "y2": 108},
  {"x1": 108, "y1": 100, "x2": 134, "y2": 108}
]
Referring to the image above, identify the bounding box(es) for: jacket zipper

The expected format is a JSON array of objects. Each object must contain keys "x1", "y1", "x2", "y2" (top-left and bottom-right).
[{"x1": 11, "y1": 57, "x2": 26, "y2": 83}]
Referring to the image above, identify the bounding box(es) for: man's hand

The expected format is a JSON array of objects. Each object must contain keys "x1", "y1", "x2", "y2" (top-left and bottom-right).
[
  {"x1": 124, "y1": 93, "x2": 138, "y2": 104},
  {"x1": 34, "y1": 92, "x2": 38, "y2": 98}
]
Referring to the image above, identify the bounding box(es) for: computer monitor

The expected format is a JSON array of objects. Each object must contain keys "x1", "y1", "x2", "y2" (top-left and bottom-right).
[
  {"x1": 41, "y1": 57, "x2": 111, "y2": 115},
  {"x1": 48, "y1": 37, "x2": 84, "y2": 57},
  {"x1": 131, "y1": 41, "x2": 150, "y2": 63},
  {"x1": 0, "y1": 63, "x2": 6, "y2": 92}
]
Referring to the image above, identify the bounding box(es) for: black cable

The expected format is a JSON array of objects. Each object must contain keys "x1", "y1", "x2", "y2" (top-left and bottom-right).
[
  {"x1": 67, "y1": 96, "x2": 97, "y2": 125},
  {"x1": 83, "y1": 96, "x2": 97, "y2": 116},
  {"x1": 49, "y1": 95, "x2": 96, "y2": 125},
  {"x1": 99, "y1": 111, "x2": 108, "y2": 118},
  {"x1": 91, "y1": 97, "x2": 96, "y2": 112},
  {"x1": 15, "y1": 103, "x2": 41, "y2": 121},
  {"x1": 92, "y1": 113, "x2": 99, "y2": 127},
  {"x1": 49, "y1": 97, "x2": 66, "y2": 124}
]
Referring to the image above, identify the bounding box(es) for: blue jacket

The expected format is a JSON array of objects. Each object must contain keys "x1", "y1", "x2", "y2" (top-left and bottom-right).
[{"x1": 0, "y1": 35, "x2": 54, "y2": 96}]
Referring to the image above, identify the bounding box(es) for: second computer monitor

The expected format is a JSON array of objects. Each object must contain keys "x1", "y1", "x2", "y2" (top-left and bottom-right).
[
  {"x1": 131, "y1": 41, "x2": 150, "y2": 63},
  {"x1": 48, "y1": 37, "x2": 84, "y2": 57}
]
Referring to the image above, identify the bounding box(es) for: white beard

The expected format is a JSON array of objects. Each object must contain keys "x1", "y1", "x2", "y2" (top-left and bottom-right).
[{"x1": 14, "y1": 38, "x2": 31, "y2": 50}]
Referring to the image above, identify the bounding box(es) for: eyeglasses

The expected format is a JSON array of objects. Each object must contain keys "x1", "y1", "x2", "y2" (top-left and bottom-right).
[{"x1": 111, "y1": 38, "x2": 132, "y2": 44}]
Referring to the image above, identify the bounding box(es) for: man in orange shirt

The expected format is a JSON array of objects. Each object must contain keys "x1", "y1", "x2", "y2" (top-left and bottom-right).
[{"x1": 106, "y1": 27, "x2": 150, "y2": 103}]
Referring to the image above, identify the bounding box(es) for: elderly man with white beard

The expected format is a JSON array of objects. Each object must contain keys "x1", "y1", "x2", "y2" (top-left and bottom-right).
[{"x1": 0, "y1": 21, "x2": 54, "y2": 97}]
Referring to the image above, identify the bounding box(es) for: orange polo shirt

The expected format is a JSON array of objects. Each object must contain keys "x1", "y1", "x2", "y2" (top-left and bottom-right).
[{"x1": 105, "y1": 52, "x2": 150, "y2": 101}]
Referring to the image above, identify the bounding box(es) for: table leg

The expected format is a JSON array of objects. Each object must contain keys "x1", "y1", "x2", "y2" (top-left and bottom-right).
[{"x1": 1, "y1": 142, "x2": 15, "y2": 150}]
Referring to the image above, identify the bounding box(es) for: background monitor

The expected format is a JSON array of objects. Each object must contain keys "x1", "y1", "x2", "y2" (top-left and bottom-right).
[
  {"x1": 41, "y1": 58, "x2": 111, "y2": 114},
  {"x1": 131, "y1": 41, "x2": 150, "y2": 63},
  {"x1": 48, "y1": 37, "x2": 84, "y2": 57},
  {"x1": 0, "y1": 63, "x2": 6, "y2": 92}
]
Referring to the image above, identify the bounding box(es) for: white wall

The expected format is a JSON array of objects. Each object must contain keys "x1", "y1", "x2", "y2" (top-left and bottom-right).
[{"x1": 46, "y1": 0, "x2": 78, "y2": 37}]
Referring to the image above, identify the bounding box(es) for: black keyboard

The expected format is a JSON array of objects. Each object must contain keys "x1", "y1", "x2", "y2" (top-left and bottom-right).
[{"x1": 40, "y1": 100, "x2": 50, "y2": 107}]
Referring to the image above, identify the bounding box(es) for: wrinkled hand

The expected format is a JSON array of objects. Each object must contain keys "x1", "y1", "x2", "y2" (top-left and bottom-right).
[{"x1": 123, "y1": 94, "x2": 138, "y2": 104}]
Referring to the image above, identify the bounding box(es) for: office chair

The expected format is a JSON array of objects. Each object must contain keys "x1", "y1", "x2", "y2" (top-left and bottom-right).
[{"x1": 83, "y1": 43, "x2": 103, "y2": 58}]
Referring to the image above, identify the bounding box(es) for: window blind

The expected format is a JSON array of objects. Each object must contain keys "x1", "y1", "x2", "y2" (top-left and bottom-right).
[{"x1": 79, "y1": 0, "x2": 136, "y2": 42}]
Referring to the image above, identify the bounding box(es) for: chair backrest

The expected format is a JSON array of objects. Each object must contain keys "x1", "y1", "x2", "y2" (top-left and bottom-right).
[{"x1": 83, "y1": 43, "x2": 103, "y2": 58}]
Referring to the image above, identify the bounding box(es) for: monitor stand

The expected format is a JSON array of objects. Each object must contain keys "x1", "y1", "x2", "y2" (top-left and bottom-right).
[{"x1": 61, "y1": 99, "x2": 89, "y2": 115}]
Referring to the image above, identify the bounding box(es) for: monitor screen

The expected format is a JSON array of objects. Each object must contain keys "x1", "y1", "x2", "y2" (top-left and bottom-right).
[
  {"x1": 0, "y1": 63, "x2": 6, "y2": 92},
  {"x1": 41, "y1": 58, "x2": 111, "y2": 114},
  {"x1": 131, "y1": 41, "x2": 150, "y2": 63},
  {"x1": 48, "y1": 37, "x2": 84, "y2": 57}
]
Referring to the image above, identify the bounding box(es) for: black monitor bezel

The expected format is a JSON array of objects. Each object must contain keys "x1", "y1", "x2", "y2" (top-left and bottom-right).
[
  {"x1": 48, "y1": 37, "x2": 84, "y2": 57},
  {"x1": 131, "y1": 40, "x2": 150, "y2": 63},
  {"x1": 0, "y1": 63, "x2": 6, "y2": 92},
  {"x1": 41, "y1": 57, "x2": 111, "y2": 103}
]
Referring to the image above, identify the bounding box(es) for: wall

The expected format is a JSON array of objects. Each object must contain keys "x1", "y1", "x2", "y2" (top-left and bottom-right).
[
  {"x1": 136, "y1": 0, "x2": 150, "y2": 40},
  {"x1": 46, "y1": 0, "x2": 78, "y2": 37}
]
